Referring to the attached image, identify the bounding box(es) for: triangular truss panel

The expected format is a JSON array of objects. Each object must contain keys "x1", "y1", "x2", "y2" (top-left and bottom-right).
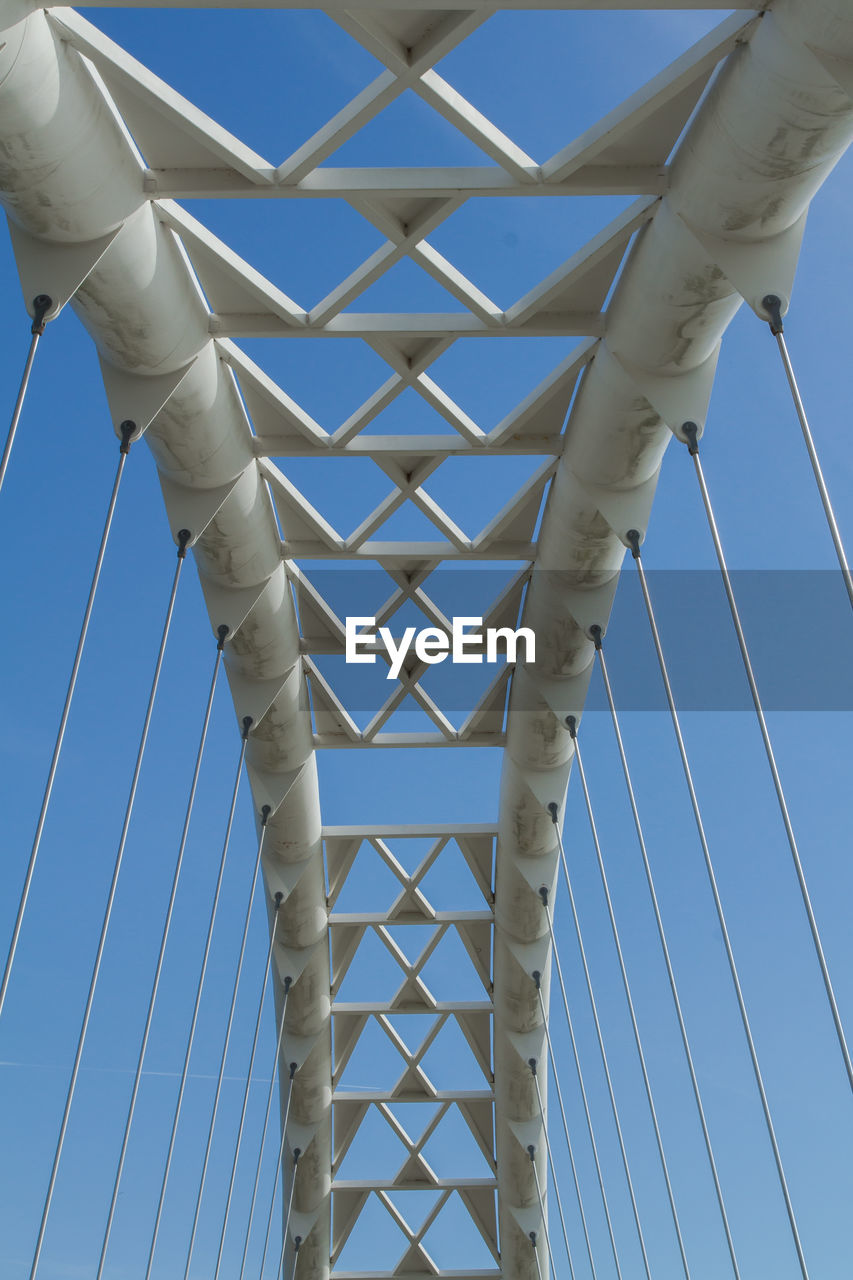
[{"x1": 1, "y1": 3, "x2": 850, "y2": 1279}]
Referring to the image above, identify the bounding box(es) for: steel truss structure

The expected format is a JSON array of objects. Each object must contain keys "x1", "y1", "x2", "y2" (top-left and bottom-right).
[{"x1": 1, "y1": 1, "x2": 853, "y2": 1278}]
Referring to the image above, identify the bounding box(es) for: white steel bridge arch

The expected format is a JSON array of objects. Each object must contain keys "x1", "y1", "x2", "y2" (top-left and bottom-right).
[{"x1": 1, "y1": 2, "x2": 852, "y2": 1278}]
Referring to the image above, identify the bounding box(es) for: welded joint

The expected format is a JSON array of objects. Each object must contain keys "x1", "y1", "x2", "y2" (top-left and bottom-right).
[
  {"x1": 287, "y1": 931, "x2": 329, "y2": 991},
  {"x1": 282, "y1": 1026, "x2": 326, "y2": 1074},
  {"x1": 503, "y1": 851, "x2": 560, "y2": 915},
  {"x1": 201, "y1": 571, "x2": 282, "y2": 655},
  {"x1": 100, "y1": 354, "x2": 198, "y2": 445},
  {"x1": 287, "y1": 1119, "x2": 321, "y2": 1163},
  {"x1": 526, "y1": 666, "x2": 594, "y2": 744},
  {"x1": 507, "y1": 1025, "x2": 548, "y2": 1075},
  {"x1": 573, "y1": 460, "x2": 661, "y2": 550},
  {"x1": 675, "y1": 207, "x2": 805, "y2": 323},
  {"x1": 158, "y1": 470, "x2": 243, "y2": 551},
  {"x1": 9, "y1": 217, "x2": 125, "y2": 324},
  {"x1": 606, "y1": 337, "x2": 719, "y2": 439}
]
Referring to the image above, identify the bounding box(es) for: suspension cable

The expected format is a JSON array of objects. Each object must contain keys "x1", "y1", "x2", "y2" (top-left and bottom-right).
[
  {"x1": 530, "y1": 1230, "x2": 546, "y2": 1280},
  {"x1": 0, "y1": 420, "x2": 135, "y2": 1023},
  {"x1": 183, "y1": 806, "x2": 275, "y2": 1280},
  {"x1": 762, "y1": 296, "x2": 853, "y2": 611},
  {"x1": 144, "y1": 727, "x2": 256, "y2": 1280},
  {"x1": 534, "y1": 973, "x2": 619, "y2": 1280},
  {"x1": 29, "y1": 528, "x2": 191, "y2": 1280},
  {"x1": 0, "y1": 295, "x2": 52, "y2": 496},
  {"x1": 630, "y1": 530, "x2": 814, "y2": 1280},
  {"x1": 95, "y1": 625, "x2": 228, "y2": 1279},
  {"x1": 540, "y1": 886, "x2": 653, "y2": 1280},
  {"x1": 238, "y1": 977, "x2": 294, "y2": 1280},
  {"x1": 213, "y1": 891, "x2": 285, "y2": 1280},
  {"x1": 550, "y1": 786, "x2": 690, "y2": 1280},
  {"x1": 529, "y1": 1059, "x2": 577, "y2": 1280},
  {"x1": 682, "y1": 420, "x2": 852, "y2": 1096},
  {"x1": 529, "y1": 1144, "x2": 561, "y2": 1280},
  {"x1": 258, "y1": 1065, "x2": 299, "y2": 1280},
  {"x1": 577, "y1": 628, "x2": 740, "y2": 1279},
  {"x1": 287, "y1": 1233, "x2": 303, "y2": 1280},
  {"x1": 272, "y1": 1147, "x2": 302, "y2": 1280}
]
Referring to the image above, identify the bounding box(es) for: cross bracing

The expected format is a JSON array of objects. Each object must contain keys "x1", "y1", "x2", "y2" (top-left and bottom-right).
[{"x1": 1, "y1": 2, "x2": 853, "y2": 1280}]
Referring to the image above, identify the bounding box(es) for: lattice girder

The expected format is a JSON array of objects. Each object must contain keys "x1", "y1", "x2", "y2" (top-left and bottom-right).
[
  {"x1": 326, "y1": 829, "x2": 498, "y2": 1276},
  {"x1": 2, "y1": 3, "x2": 853, "y2": 1278}
]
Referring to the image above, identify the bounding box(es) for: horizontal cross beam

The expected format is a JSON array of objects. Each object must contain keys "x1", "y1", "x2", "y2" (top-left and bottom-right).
[
  {"x1": 314, "y1": 733, "x2": 506, "y2": 749},
  {"x1": 330, "y1": 911, "x2": 493, "y2": 925},
  {"x1": 144, "y1": 163, "x2": 667, "y2": 199}
]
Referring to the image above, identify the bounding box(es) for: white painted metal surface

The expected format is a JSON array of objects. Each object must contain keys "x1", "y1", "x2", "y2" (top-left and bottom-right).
[{"x1": 1, "y1": 2, "x2": 852, "y2": 1277}]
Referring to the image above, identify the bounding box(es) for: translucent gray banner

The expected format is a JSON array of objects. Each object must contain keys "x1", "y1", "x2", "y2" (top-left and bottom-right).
[{"x1": 293, "y1": 569, "x2": 853, "y2": 712}]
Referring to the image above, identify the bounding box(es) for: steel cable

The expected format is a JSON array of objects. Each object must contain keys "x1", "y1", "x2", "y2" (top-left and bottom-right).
[
  {"x1": 213, "y1": 891, "x2": 285, "y2": 1280},
  {"x1": 0, "y1": 421, "x2": 135, "y2": 1023},
  {"x1": 95, "y1": 625, "x2": 227, "y2": 1279},
  {"x1": 762, "y1": 297, "x2": 853, "y2": 610},
  {"x1": 541, "y1": 888, "x2": 653, "y2": 1280},
  {"x1": 183, "y1": 807, "x2": 275, "y2": 1280},
  {"x1": 258, "y1": 1067, "x2": 299, "y2": 1280},
  {"x1": 0, "y1": 295, "x2": 52, "y2": 496},
  {"x1": 551, "y1": 784, "x2": 690, "y2": 1280},
  {"x1": 534, "y1": 975, "x2": 619, "y2": 1280},
  {"x1": 29, "y1": 528, "x2": 190, "y2": 1280},
  {"x1": 286, "y1": 1233, "x2": 302, "y2": 1280},
  {"x1": 631, "y1": 533, "x2": 813, "y2": 1280},
  {"x1": 572, "y1": 634, "x2": 740, "y2": 1279},
  {"x1": 529, "y1": 1059, "x2": 578, "y2": 1280},
  {"x1": 144, "y1": 724, "x2": 255, "y2": 1280},
  {"x1": 683, "y1": 421, "x2": 852, "y2": 1099},
  {"x1": 529, "y1": 1142, "x2": 563, "y2": 1280},
  {"x1": 272, "y1": 1147, "x2": 302, "y2": 1280},
  {"x1": 238, "y1": 977, "x2": 294, "y2": 1280},
  {"x1": 531, "y1": 1231, "x2": 546, "y2": 1280}
]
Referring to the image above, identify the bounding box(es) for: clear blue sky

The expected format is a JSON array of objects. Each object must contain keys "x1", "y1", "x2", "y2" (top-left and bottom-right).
[{"x1": 1, "y1": 6, "x2": 852, "y2": 1280}]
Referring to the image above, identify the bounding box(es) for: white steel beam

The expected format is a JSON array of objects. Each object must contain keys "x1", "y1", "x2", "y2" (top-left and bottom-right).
[
  {"x1": 144, "y1": 164, "x2": 669, "y2": 199},
  {"x1": 3, "y1": 4, "x2": 853, "y2": 1280}
]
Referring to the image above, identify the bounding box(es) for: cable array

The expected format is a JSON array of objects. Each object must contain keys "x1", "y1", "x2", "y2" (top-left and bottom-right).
[{"x1": 1, "y1": 12, "x2": 852, "y2": 1278}]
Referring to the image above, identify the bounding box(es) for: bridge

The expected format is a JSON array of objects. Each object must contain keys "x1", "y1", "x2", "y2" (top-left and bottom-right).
[{"x1": 1, "y1": 1, "x2": 852, "y2": 1278}]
